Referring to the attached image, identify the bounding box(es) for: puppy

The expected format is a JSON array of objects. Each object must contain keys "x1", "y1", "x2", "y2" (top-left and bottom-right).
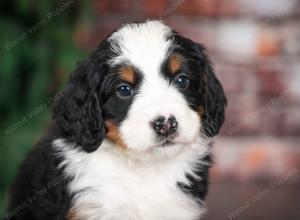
[{"x1": 7, "y1": 20, "x2": 226, "y2": 220}]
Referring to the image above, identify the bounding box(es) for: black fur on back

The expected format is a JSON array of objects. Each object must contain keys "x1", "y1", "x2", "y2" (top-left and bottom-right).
[{"x1": 6, "y1": 125, "x2": 72, "y2": 220}]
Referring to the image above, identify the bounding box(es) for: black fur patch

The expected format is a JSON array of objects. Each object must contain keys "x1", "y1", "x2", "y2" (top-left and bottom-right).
[
  {"x1": 177, "y1": 154, "x2": 212, "y2": 204},
  {"x1": 165, "y1": 32, "x2": 227, "y2": 137}
]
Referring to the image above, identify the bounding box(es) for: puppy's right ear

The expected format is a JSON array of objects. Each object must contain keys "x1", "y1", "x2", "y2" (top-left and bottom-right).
[{"x1": 53, "y1": 58, "x2": 105, "y2": 152}]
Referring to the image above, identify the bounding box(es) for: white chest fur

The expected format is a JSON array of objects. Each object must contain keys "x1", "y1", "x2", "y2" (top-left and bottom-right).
[{"x1": 54, "y1": 139, "x2": 210, "y2": 220}]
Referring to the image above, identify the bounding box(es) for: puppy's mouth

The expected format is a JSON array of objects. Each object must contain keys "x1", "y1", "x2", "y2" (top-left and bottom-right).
[
  {"x1": 160, "y1": 139, "x2": 175, "y2": 147},
  {"x1": 156, "y1": 134, "x2": 178, "y2": 147}
]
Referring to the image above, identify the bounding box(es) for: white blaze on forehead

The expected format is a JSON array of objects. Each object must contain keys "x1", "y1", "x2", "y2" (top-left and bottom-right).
[{"x1": 108, "y1": 20, "x2": 173, "y2": 74}]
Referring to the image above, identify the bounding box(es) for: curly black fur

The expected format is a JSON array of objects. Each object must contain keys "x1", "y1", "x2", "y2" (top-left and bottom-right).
[{"x1": 53, "y1": 39, "x2": 115, "y2": 153}]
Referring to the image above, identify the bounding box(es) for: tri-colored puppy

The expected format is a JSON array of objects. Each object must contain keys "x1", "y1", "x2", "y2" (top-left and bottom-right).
[{"x1": 7, "y1": 20, "x2": 227, "y2": 220}]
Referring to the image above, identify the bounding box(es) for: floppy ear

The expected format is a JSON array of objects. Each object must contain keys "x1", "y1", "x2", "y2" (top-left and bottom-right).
[
  {"x1": 193, "y1": 43, "x2": 227, "y2": 137},
  {"x1": 53, "y1": 58, "x2": 105, "y2": 152}
]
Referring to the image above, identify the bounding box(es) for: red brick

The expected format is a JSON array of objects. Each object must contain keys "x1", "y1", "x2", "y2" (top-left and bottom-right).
[
  {"x1": 282, "y1": 26, "x2": 300, "y2": 56},
  {"x1": 167, "y1": 20, "x2": 216, "y2": 47},
  {"x1": 142, "y1": 0, "x2": 168, "y2": 16},
  {"x1": 73, "y1": 23, "x2": 91, "y2": 50},
  {"x1": 286, "y1": 62, "x2": 300, "y2": 104},
  {"x1": 281, "y1": 108, "x2": 300, "y2": 135},
  {"x1": 219, "y1": 0, "x2": 240, "y2": 17},
  {"x1": 214, "y1": 65, "x2": 244, "y2": 93},
  {"x1": 257, "y1": 30, "x2": 281, "y2": 56},
  {"x1": 222, "y1": 95, "x2": 261, "y2": 136},
  {"x1": 177, "y1": 0, "x2": 220, "y2": 17},
  {"x1": 256, "y1": 69, "x2": 285, "y2": 98},
  {"x1": 259, "y1": 106, "x2": 285, "y2": 135},
  {"x1": 92, "y1": 0, "x2": 134, "y2": 13},
  {"x1": 78, "y1": 19, "x2": 125, "y2": 49}
]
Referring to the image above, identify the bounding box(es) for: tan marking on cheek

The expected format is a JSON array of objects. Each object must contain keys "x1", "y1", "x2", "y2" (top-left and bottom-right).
[
  {"x1": 105, "y1": 120, "x2": 127, "y2": 149},
  {"x1": 119, "y1": 65, "x2": 135, "y2": 84},
  {"x1": 197, "y1": 106, "x2": 205, "y2": 118},
  {"x1": 66, "y1": 204, "x2": 102, "y2": 220},
  {"x1": 169, "y1": 53, "x2": 183, "y2": 74},
  {"x1": 66, "y1": 208, "x2": 80, "y2": 220}
]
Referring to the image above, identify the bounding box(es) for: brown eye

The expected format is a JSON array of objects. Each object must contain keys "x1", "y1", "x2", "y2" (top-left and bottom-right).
[
  {"x1": 174, "y1": 74, "x2": 190, "y2": 90},
  {"x1": 116, "y1": 84, "x2": 133, "y2": 98}
]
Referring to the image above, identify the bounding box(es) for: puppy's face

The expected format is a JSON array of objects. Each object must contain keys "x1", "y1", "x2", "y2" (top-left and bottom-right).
[
  {"x1": 103, "y1": 26, "x2": 203, "y2": 152},
  {"x1": 54, "y1": 21, "x2": 226, "y2": 155}
]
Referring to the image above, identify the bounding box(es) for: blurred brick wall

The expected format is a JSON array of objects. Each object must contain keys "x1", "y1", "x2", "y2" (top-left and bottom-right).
[{"x1": 73, "y1": 0, "x2": 300, "y2": 180}]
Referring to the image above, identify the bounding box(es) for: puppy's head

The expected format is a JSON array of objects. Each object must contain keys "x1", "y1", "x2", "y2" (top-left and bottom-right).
[{"x1": 53, "y1": 21, "x2": 227, "y2": 155}]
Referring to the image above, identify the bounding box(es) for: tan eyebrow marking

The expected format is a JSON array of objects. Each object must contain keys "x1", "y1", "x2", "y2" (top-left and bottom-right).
[
  {"x1": 119, "y1": 65, "x2": 136, "y2": 84},
  {"x1": 169, "y1": 53, "x2": 183, "y2": 75}
]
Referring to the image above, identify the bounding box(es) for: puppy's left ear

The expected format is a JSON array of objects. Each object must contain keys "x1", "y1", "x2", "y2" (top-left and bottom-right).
[
  {"x1": 53, "y1": 58, "x2": 105, "y2": 152},
  {"x1": 193, "y1": 43, "x2": 227, "y2": 137}
]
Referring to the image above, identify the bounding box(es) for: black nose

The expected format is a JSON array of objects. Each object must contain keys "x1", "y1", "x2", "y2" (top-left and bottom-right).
[{"x1": 152, "y1": 115, "x2": 178, "y2": 136}]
